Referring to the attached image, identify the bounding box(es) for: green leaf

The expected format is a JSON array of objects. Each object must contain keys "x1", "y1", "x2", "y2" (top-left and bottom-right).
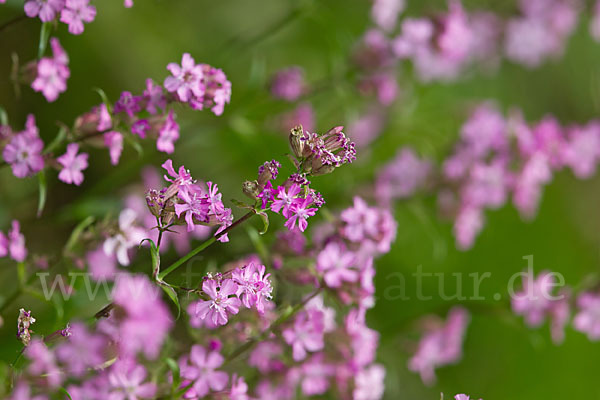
[
  {"x1": 231, "y1": 199, "x2": 253, "y2": 210},
  {"x1": 140, "y1": 238, "x2": 160, "y2": 279},
  {"x1": 58, "y1": 387, "x2": 73, "y2": 400},
  {"x1": 63, "y1": 216, "x2": 95, "y2": 255},
  {"x1": 123, "y1": 132, "x2": 144, "y2": 157},
  {"x1": 165, "y1": 357, "x2": 181, "y2": 394},
  {"x1": 36, "y1": 170, "x2": 47, "y2": 218},
  {"x1": 38, "y1": 22, "x2": 52, "y2": 59},
  {"x1": 257, "y1": 211, "x2": 269, "y2": 235},
  {"x1": 159, "y1": 283, "x2": 181, "y2": 320},
  {"x1": 0, "y1": 106, "x2": 8, "y2": 126},
  {"x1": 93, "y1": 87, "x2": 113, "y2": 111},
  {"x1": 43, "y1": 126, "x2": 67, "y2": 155}
]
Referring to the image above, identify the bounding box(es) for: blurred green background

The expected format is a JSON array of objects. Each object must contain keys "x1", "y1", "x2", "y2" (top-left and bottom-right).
[{"x1": 2, "y1": 0, "x2": 600, "y2": 398}]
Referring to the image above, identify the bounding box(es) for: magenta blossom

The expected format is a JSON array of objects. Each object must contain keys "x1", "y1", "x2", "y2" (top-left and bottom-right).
[
  {"x1": 174, "y1": 186, "x2": 210, "y2": 232},
  {"x1": 2, "y1": 115, "x2": 44, "y2": 178},
  {"x1": 316, "y1": 242, "x2": 358, "y2": 288},
  {"x1": 57, "y1": 143, "x2": 89, "y2": 185},
  {"x1": 179, "y1": 345, "x2": 228, "y2": 398},
  {"x1": 55, "y1": 322, "x2": 105, "y2": 376},
  {"x1": 271, "y1": 184, "x2": 302, "y2": 218},
  {"x1": 284, "y1": 197, "x2": 318, "y2": 232},
  {"x1": 232, "y1": 262, "x2": 273, "y2": 313},
  {"x1": 31, "y1": 59, "x2": 67, "y2": 102},
  {"x1": 108, "y1": 362, "x2": 157, "y2": 400},
  {"x1": 60, "y1": 0, "x2": 96, "y2": 34},
  {"x1": 164, "y1": 53, "x2": 204, "y2": 102},
  {"x1": 104, "y1": 131, "x2": 123, "y2": 165},
  {"x1": 157, "y1": 111, "x2": 180, "y2": 154},
  {"x1": 574, "y1": 292, "x2": 600, "y2": 341},
  {"x1": 195, "y1": 278, "x2": 241, "y2": 326},
  {"x1": 283, "y1": 308, "x2": 325, "y2": 361},
  {"x1": 8, "y1": 220, "x2": 27, "y2": 262},
  {"x1": 143, "y1": 78, "x2": 166, "y2": 114},
  {"x1": 24, "y1": 0, "x2": 64, "y2": 22},
  {"x1": 25, "y1": 339, "x2": 62, "y2": 387},
  {"x1": 353, "y1": 364, "x2": 386, "y2": 400}
]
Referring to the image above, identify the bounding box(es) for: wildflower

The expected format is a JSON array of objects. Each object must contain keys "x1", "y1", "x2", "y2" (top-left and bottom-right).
[
  {"x1": 162, "y1": 159, "x2": 194, "y2": 189},
  {"x1": 143, "y1": 78, "x2": 166, "y2": 114},
  {"x1": 174, "y1": 186, "x2": 210, "y2": 231},
  {"x1": 249, "y1": 341, "x2": 284, "y2": 373},
  {"x1": 60, "y1": 0, "x2": 96, "y2": 35},
  {"x1": 110, "y1": 274, "x2": 172, "y2": 359},
  {"x1": 2, "y1": 115, "x2": 44, "y2": 178},
  {"x1": 353, "y1": 364, "x2": 386, "y2": 400},
  {"x1": 55, "y1": 323, "x2": 105, "y2": 376},
  {"x1": 284, "y1": 197, "x2": 318, "y2": 232},
  {"x1": 9, "y1": 381, "x2": 48, "y2": 400},
  {"x1": 24, "y1": 0, "x2": 64, "y2": 22},
  {"x1": 230, "y1": 374, "x2": 250, "y2": 400},
  {"x1": 57, "y1": 143, "x2": 89, "y2": 185},
  {"x1": 9, "y1": 220, "x2": 27, "y2": 262},
  {"x1": 103, "y1": 208, "x2": 146, "y2": 266},
  {"x1": 190, "y1": 64, "x2": 232, "y2": 116},
  {"x1": 17, "y1": 309, "x2": 36, "y2": 346},
  {"x1": 163, "y1": 53, "x2": 204, "y2": 102},
  {"x1": 408, "y1": 307, "x2": 470, "y2": 385},
  {"x1": 179, "y1": 345, "x2": 228, "y2": 398},
  {"x1": 271, "y1": 184, "x2": 302, "y2": 218},
  {"x1": 282, "y1": 308, "x2": 325, "y2": 361},
  {"x1": 232, "y1": 263, "x2": 273, "y2": 313},
  {"x1": 371, "y1": 0, "x2": 404, "y2": 31},
  {"x1": 511, "y1": 270, "x2": 558, "y2": 326},
  {"x1": 25, "y1": 339, "x2": 62, "y2": 387},
  {"x1": 104, "y1": 131, "x2": 123, "y2": 165},
  {"x1": 113, "y1": 91, "x2": 142, "y2": 118},
  {"x1": 270, "y1": 67, "x2": 305, "y2": 101},
  {"x1": 574, "y1": 292, "x2": 600, "y2": 341},
  {"x1": 156, "y1": 111, "x2": 180, "y2": 154},
  {"x1": 299, "y1": 354, "x2": 334, "y2": 396},
  {"x1": 131, "y1": 119, "x2": 150, "y2": 138},
  {"x1": 108, "y1": 362, "x2": 157, "y2": 400},
  {"x1": 564, "y1": 123, "x2": 600, "y2": 179},
  {"x1": 31, "y1": 58, "x2": 67, "y2": 102},
  {"x1": 0, "y1": 231, "x2": 7, "y2": 257},
  {"x1": 316, "y1": 242, "x2": 358, "y2": 288},
  {"x1": 195, "y1": 278, "x2": 241, "y2": 326},
  {"x1": 453, "y1": 206, "x2": 484, "y2": 251}
]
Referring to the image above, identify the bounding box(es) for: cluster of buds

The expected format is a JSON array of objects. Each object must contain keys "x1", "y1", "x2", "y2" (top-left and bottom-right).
[
  {"x1": 289, "y1": 125, "x2": 356, "y2": 176},
  {"x1": 17, "y1": 309, "x2": 36, "y2": 346}
]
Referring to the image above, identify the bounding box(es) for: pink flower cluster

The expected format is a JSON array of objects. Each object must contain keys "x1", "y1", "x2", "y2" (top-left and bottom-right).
[
  {"x1": 408, "y1": 307, "x2": 470, "y2": 385},
  {"x1": 31, "y1": 38, "x2": 70, "y2": 102},
  {"x1": 13, "y1": 274, "x2": 169, "y2": 398},
  {"x1": 375, "y1": 102, "x2": 600, "y2": 250},
  {"x1": 24, "y1": 0, "x2": 96, "y2": 35},
  {"x1": 364, "y1": 0, "x2": 583, "y2": 83},
  {"x1": 164, "y1": 53, "x2": 232, "y2": 116}
]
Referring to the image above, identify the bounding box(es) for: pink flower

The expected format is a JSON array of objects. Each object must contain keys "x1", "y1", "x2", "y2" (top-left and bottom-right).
[
  {"x1": 564, "y1": 123, "x2": 600, "y2": 179},
  {"x1": 24, "y1": 0, "x2": 64, "y2": 22},
  {"x1": 143, "y1": 79, "x2": 166, "y2": 114},
  {"x1": 574, "y1": 292, "x2": 600, "y2": 341},
  {"x1": 110, "y1": 274, "x2": 173, "y2": 359},
  {"x1": 249, "y1": 341, "x2": 284, "y2": 373},
  {"x1": 195, "y1": 278, "x2": 241, "y2": 326},
  {"x1": 408, "y1": 307, "x2": 470, "y2": 385},
  {"x1": 8, "y1": 220, "x2": 27, "y2": 262},
  {"x1": 31, "y1": 59, "x2": 67, "y2": 102},
  {"x1": 9, "y1": 382, "x2": 48, "y2": 400},
  {"x1": 164, "y1": 53, "x2": 204, "y2": 102},
  {"x1": 162, "y1": 159, "x2": 194, "y2": 188},
  {"x1": 131, "y1": 119, "x2": 149, "y2": 138},
  {"x1": 55, "y1": 322, "x2": 105, "y2": 376},
  {"x1": 316, "y1": 242, "x2": 357, "y2": 288},
  {"x1": 353, "y1": 364, "x2": 386, "y2": 400},
  {"x1": 114, "y1": 91, "x2": 142, "y2": 117},
  {"x1": 25, "y1": 339, "x2": 62, "y2": 387},
  {"x1": 104, "y1": 131, "x2": 123, "y2": 165},
  {"x1": 511, "y1": 270, "x2": 558, "y2": 327},
  {"x1": 57, "y1": 143, "x2": 88, "y2": 185},
  {"x1": 179, "y1": 345, "x2": 228, "y2": 398},
  {"x1": 340, "y1": 197, "x2": 379, "y2": 242},
  {"x1": 271, "y1": 184, "x2": 302, "y2": 218},
  {"x1": 283, "y1": 308, "x2": 325, "y2": 361},
  {"x1": 2, "y1": 115, "x2": 44, "y2": 178},
  {"x1": 300, "y1": 354, "x2": 334, "y2": 396},
  {"x1": 108, "y1": 362, "x2": 157, "y2": 400},
  {"x1": 284, "y1": 197, "x2": 317, "y2": 232},
  {"x1": 124, "y1": 0, "x2": 133, "y2": 7},
  {"x1": 453, "y1": 206, "x2": 484, "y2": 250},
  {"x1": 230, "y1": 374, "x2": 249, "y2": 400},
  {"x1": 86, "y1": 246, "x2": 117, "y2": 281},
  {"x1": 60, "y1": 0, "x2": 96, "y2": 35},
  {"x1": 371, "y1": 0, "x2": 404, "y2": 31},
  {"x1": 270, "y1": 67, "x2": 305, "y2": 101},
  {"x1": 455, "y1": 395, "x2": 482, "y2": 400},
  {"x1": 0, "y1": 231, "x2": 7, "y2": 257},
  {"x1": 232, "y1": 263, "x2": 273, "y2": 313},
  {"x1": 174, "y1": 186, "x2": 210, "y2": 232},
  {"x1": 157, "y1": 111, "x2": 179, "y2": 154}
]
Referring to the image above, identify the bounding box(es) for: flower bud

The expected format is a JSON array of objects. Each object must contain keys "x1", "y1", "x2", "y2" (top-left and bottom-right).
[
  {"x1": 289, "y1": 125, "x2": 306, "y2": 159},
  {"x1": 243, "y1": 180, "x2": 260, "y2": 200},
  {"x1": 145, "y1": 189, "x2": 164, "y2": 218}
]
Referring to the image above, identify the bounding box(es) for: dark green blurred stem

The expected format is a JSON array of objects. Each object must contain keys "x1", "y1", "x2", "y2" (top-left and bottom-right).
[
  {"x1": 225, "y1": 286, "x2": 323, "y2": 364},
  {"x1": 0, "y1": 14, "x2": 27, "y2": 33},
  {"x1": 158, "y1": 211, "x2": 256, "y2": 280}
]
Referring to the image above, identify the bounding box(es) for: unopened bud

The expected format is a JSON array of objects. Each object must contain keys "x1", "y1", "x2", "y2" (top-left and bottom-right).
[
  {"x1": 289, "y1": 125, "x2": 306, "y2": 159},
  {"x1": 145, "y1": 189, "x2": 164, "y2": 218},
  {"x1": 243, "y1": 180, "x2": 260, "y2": 200}
]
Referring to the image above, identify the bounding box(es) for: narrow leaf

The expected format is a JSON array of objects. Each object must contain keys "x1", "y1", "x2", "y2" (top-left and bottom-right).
[
  {"x1": 44, "y1": 127, "x2": 67, "y2": 155},
  {"x1": 38, "y1": 22, "x2": 52, "y2": 59},
  {"x1": 92, "y1": 87, "x2": 113, "y2": 111},
  {"x1": 37, "y1": 170, "x2": 47, "y2": 218},
  {"x1": 257, "y1": 211, "x2": 269, "y2": 235},
  {"x1": 63, "y1": 216, "x2": 95, "y2": 255},
  {"x1": 0, "y1": 106, "x2": 8, "y2": 126},
  {"x1": 165, "y1": 357, "x2": 181, "y2": 394},
  {"x1": 159, "y1": 283, "x2": 181, "y2": 320}
]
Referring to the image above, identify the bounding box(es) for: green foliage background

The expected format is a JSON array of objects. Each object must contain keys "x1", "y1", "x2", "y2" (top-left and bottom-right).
[{"x1": 1, "y1": 0, "x2": 600, "y2": 398}]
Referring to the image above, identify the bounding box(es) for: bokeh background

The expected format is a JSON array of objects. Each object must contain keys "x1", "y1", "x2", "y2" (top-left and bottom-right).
[{"x1": 2, "y1": 0, "x2": 600, "y2": 398}]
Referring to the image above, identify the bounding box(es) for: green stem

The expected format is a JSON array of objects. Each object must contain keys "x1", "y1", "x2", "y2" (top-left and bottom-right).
[
  {"x1": 157, "y1": 211, "x2": 255, "y2": 281},
  {"x1": 225, "y1": 286, "x2": 323, "y2": 364},
  {"x1": 0, "y1": 14, "x2": 27, "y2": 33}
]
